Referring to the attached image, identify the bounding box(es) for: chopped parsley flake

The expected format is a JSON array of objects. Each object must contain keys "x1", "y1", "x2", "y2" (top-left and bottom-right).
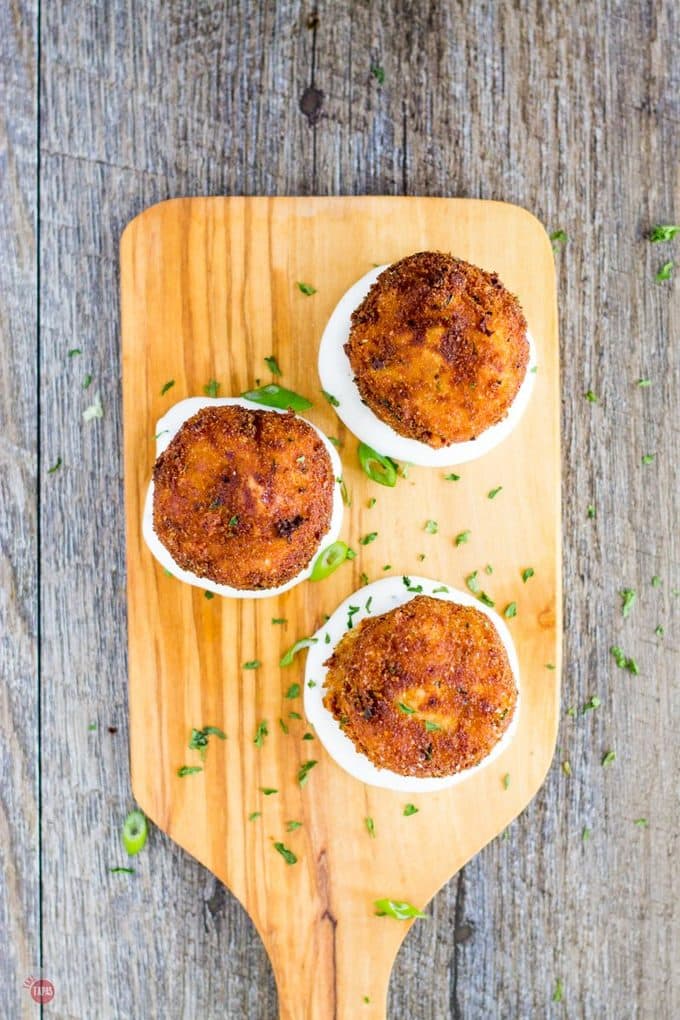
[
  {"x1": 203, "y1": 379, "x2": 220, "y2": 397},
  {"x1": 370, "y1": 63, "x2": 385, "y2": 85},
  {"x1": 360, "y1": 572, "x2": 369, "y2": 585},
  {"x1": 286, "y1": 820, "x2": 302, "y2": 831},
  {"x1": 68, "y1": 347, "x2": 82, "y2": 357},
  {"x1": 359, "y1": 532, "x2": 378, "y2": 545},
  {"x1": 637, "y1": 378, "x2": 652, "y2": 387},
  {"x1": 248, "y1": 811, "x2": 261, "y2": 821},
  {"x1": 655, "y1": 624, "x2": 664, "y2": 637},
  {"x1": 302, "y1": 732, "x2": 314, "y2": 740},
  {"x1": 297, "y1": 760, "x2": 318, "y2": 786},
  {"x1": 264, "y1": 355, "x2": 282, "y2": 376},
  {"x1": 601, "y1": 749, "x2": 616, "y2": 767},
  {"x1": 610, "y1": 646, "x2": 639, "y2": 674},
  {"x1": 279, "y1": 718, "x2": 289, "y2": 734},
  {"x1": 585, "y1": 389, "x2": 598, "y2": 402},
  {"x1": 110, "y1": 866, "x2": 135, "y2": 874},
  {"x1": 552, "y1": 978, "x2": 565, "y2": 1004},
  {"x1": 432, "y1": 585, "x2": 449, "y2": 594},
  {"x1": 82, "y1": 373, "x2": 93, "y2": 389},
  {"x1": 296, "y1": 281, "x2": 317, "y2": 296},
  {"x1": 403, "y1": 804, "x2": 419, "y2": 816},
  {"x1": 188, "y1": 725, "x2": 226, "y2": 758},
  {"x1": 655, "y1": 260, "x2": 673, "y2": 281},
  {"x1": 204, "y1": 591, "x2": 215, "y2": 600},
  {"x1": 582, "y1": 695, "x2": 601, "y2": 713},
  {"x1": 587, "y1": 504, "x2": 596, "y2": 519},
  {"x1": 398, "y1": 702, "x2": 416, "y2": 714},
  {"x1": 485, "y1": 564, "x2": 493, "y2": 574},
  {"x1": 177, "y1": 765, "x2": 203, "y2": 777},
  {"x1": 365, "y1": 817, "x2": 376, "y2": 838},
  {"x1": 634, "y1": 818, "x2": 649, "y2": 827},
  {"x1": 550, "y1": 229, "x2": 567, "y2": 248},
  {"x1": 487, "y1": 486, "x2": 503, "y2": 499},
  {"x1": 243, "y1": 660, "x2": 261, "y2": 670},
  {"x1": 254, "y1": 720, "x2": 268, "y2": 747},
  {"x1": 466, "y1": 571, "x2": 480, "y2": 594},
  {"x1": 289, "y1": 711, "x2": 302, "y2": 720},
  {"x1": 649, "y1": 224, "x2": 679, "y2": 242},
  {"x1": 424, "y1": 520, "x2": 438, "y2": 534},
  {"x1": 562, "y1": 761, "x2": 572, "y2": 777},
  {"x1": 641, "y1": 453, "x2": 656, "y2": 464},
  {"x1": 322, "y1": 389, "x2": 340, "y2": 406},
  {"x1": 367, "y1": 497, "x2": 376, "y2": 508},
  {"x1": 47, "y1": 457, "x2": 62, "y2": 474},
  {"x1": 424, "y1": 720, "x2": 441, "y2": 732},
  {"x1": 272, "y1": 617, "x2": 287, "y2": 625},
  {"x1": 274, "y1": 842, "x2": 297, "y2": 865},
  {"x1": 479, "y1": 592, "x2": 495, "y2": 607},
  {"x1": 347, "y1": 605, "x2": 361, "y2": 629},
  {"x1": 545, "y1": 663, "x2": 556, "y2": 670},
  {"x1": 582, "y1": 826, "x2": 591, "y2": 842},
  {"x1": 522, "y1": 567, "x2": 535, "y2": 582},
  {"x1": 260, "y1": 787, "x2": 278, "y2": 796},
  {"x1": 502, "y1": 773, "x2": 510, "y2": 789},
  {"x1": 651, "y1": 575, "x2": 662, "y2": 587},
  {"x1": 160, "y1": 379, "x2": 175, "y2": 395},
  {"x1": 285, "y1": 683, "x2": 300, "y2": 699},
  {"x1": 455, "y1": 530, "x2": 471, "y2": 546},
  {"x1": 443, "y1": 473, "x2": 460, "y2": 481},
  {"x1": 504, "y1": 602, "x2": 517, "y2": 619}
]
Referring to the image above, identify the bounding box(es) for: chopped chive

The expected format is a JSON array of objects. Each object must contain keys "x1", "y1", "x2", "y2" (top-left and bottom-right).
[
  {"x1": 582, "y1": 695, "x2": 601, "y2": 713},
  {"x1": 297, "y1": 760, "x2": 318, "y2": 787},
  {"x1": 651, "y1": 575, "x2": 662, "y2": 587},
  {"x1": 634, "y1": 818, "x2": 649, "y2": 827},
  {"x1": 260, "y1": 787, "x2": 278, "y2": 795},
  {"x1": 479, "y1": 592, "x2": 495, "y2": 607},
  {"x1": 637, "y1": 377, "x2": 652, "y2": 387},
  {"x1": 522, "y1": 567, "x2": 535, "y2": 582},
  {"x1": 504, "y1": 602, "x2": 517, "y2": 619},
  {"x1": 398, "y1": 702, "x2": 416, "y2": 714},
  {"x1": 289, "y1": 711, "x2": 302, "y2": 720},
  {"x1": 641, "y1": 453, "x2": 655, "y2": 464},
  {"x1": 177, "y1": 765, "x2": 203, "y2": 776},
  {"x1": 443, "y1": 472, "x2": 460, "y2": 481},
  {"x1": 82, "y1": 373, "x2": 93, "y2": 389},
  {"x1": 110, "y1": 866, "x2": 135, "y2": 874},
  {"x1": 243, "y1": 660, "x2": 261, "y2": 670},
  {"x1": 403, "y1": 804, "x2": 419, "y2": 816},
  {"x1": 248, "y1": 811, "x2": 261, "y2": 821},
  {"x1": 587, "y1": 504, "x2": 596, "y2": 519},
  {"x1": 286, "y1": 820, "x2": 302, "y2": 831},
  {"x1": 655, "y1": 260, "x2": 673, "y2": 281},
  {"x1": 365, "y1": 817, "x2": 376, "y2": 838},
  {"x1": 322, "y1": 389, "x2": 340, "y2": 407},
  {"x1": 502, "y1": 773, "x2": 510, "y2": 789},
  {"x1": 545, "y1": 663, "x2": 556, "y2": 670},
  {"x1": 487, "y1": 486, "x2": 503, "y2": 499},
  {"x1": 279, "y1": 718, "x2": 289, "y2": 734},
  {"x1": 424, "y1": 720, "x2": 441, "y2": 731},
  {"x1": 582, "y1": 827, "x2": 591, "y2": 842},
  {"x1": 284, "y1": 683, "x2": 300, "y2": 699},
  {"x1": 160, "y1": 379, "x2": 175, "y2": 395},
  {"x1": 272, "y1": 617, "x2": 287, "y2": 625},
  {"x1": 359, "y1": 532, "x2": 378, "y2": 545},
  {"x1": 47, "y1": 457, "x2": 62, "y2": 474},
  {"x1": 67, "y1": 347, "x2": 82, "y2": 357},
  {"x1": 601, "y1": 749, "x2": 616, "y2": 767},
  {"x1": 360, "y1": 572, "x2": 369, "y2": 585},
  {"x1": 550, "y1": 229, "x2": 567, "y2": 248}
]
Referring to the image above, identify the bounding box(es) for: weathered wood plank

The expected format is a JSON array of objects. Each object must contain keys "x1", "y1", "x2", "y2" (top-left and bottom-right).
[
  {"x1": 0, "y1": 2, "x2": 40, "y2": 1017},
  {"x1": 36, "y1": 1, "x2": 678, "y2": 1018}
]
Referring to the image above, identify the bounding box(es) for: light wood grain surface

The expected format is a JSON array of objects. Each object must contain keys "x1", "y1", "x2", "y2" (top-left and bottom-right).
[
  {"x1": 1, "y1": 1, "x2": 678, "y2": 1018},
  {"x1": 121, "y1": 195, "x2": 560, "y2": 1020}
]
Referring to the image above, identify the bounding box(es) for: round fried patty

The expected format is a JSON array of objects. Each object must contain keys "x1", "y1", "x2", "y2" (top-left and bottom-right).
[
  {"x1": 323, "y1": 595, "x2": 517, "y2": 776},
  {"x1": 152, "y1": 405, "x2": 335, "y2": 589},
  {"x1": 345, "y1": 251, "x2": 529, "y2": 446}
]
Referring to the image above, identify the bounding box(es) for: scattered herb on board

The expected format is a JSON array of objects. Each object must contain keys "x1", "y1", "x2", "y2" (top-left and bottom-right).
[
  {"x1": 398, "y1": 702, "x2": 416, "y2": 715},
  {"x1": 203, "y1": 379, "x2": 220, "y2": 397},
  {"x1": 455, "y1": 530, "x2": 471, "y2": 546},
  {"x1": 651, "y1": 575, "x2": 662, "y2": 587},
  {"x1": 248, "y1": 811, "x2": 261, "y2": 821},
  {"x1": 585, "y1": 389, "x2": 598, "y2": 402},
  {"x1": 562, "y1": 761, "x2": 572, "y2": 777},
  {"x1": 177, "y1": 765, "x2": 203, "y2": 777},
  {"x1": 601, "y1": 750, "x2": 616, "y2": 767},
  {"x1": 550, "y1": 229, "x2": 568, "y2": 249},
  {"x1": 552, "y1": 978, "x2": 565, "y2": 1003},
  {"x1": 582, "y1": 696, "x2": 601, "y2": 713},
  {"x1": 254, "y1": 720, "x2": 269, "y2": 748},
  {"x1": 289, "y1": 711, "x2": 302, "y2": 720},
  {"x1": 641, "y1": 453, "x2": 656, "y2": 464},
  {"x1": 522, "y1": 567, "x2": 535, "y2": 582},
  {"x1": 374, "y1": 899, "x2": 425, "y2": 920},
  {"x1": 637, "y1": 377, "x2": 652, "y2": 387},
  {"x1": 487, "y1": 486, "x2": 503, "y2": 499},
  {"x1": 365, "y1": 817, "x2": 376, "y2": 838},
  {"x1": 432, "y1": 585, "x2": 448, "y2": 594},
  {"x1": 284, "y1": 683, "x2": 300, "y2": 700},
  {"x1": 502, "y1": 773, "x2": 511, "y2": 789},
  {"x1": 243, "y1": 659, "x2": 261, "y2": 670},
  {"x1": 274, "y1": 842, "x2": 297, "y2": 865},
  {"x1": 403, "y1": 804, "x2": 419, "y2": 816},
  {"x1": 504, "y1": 602, "x2": 517, "y2": 619},
  {"x1": 582, "y1": 827, "x2": 591, "y2": 842},
  {"x1": 479, "y1": 592, "x2": 495, "y2": 607},
  {"x1": 403, "y1": 576, "x2": 423, "y2": 593},
  {"x1": 188, "y1": 725, "x2": 226, "y2": 758},
  {"x1": 649, "y1": 224, "x2": 679, "y2": 242},
  {"x1": 620, "y1": 588, "x2": 636, "y2": 618},
  {"x1": 297, "y1": 760, "x2": 318, "y2": 787},
  {"x1": 587, "y1": 504, "x2": 596, "y2": 519},
  {"x1": 302, "y1": 732, "x2": 314, "y2": 741},
  {"x1": 296, "y1": 281, "x2": 317, "y2": 296},
  {"x1": 204, "y1": 591, "x2": 215, "y2": 600},
  {"x1": 110, "y1": 866, "x2": 135, "y2": 875},
  {"x1": 424, "y1": 520, "x2": 438, "y2": 534},
  {"x1": 286, "y1": 820, "x2": 302, "y2": 831},
  {"x1": 279, "y1": 718, "x2": 289, "y2": 734},
  {"x1": 264, "y1": 356, "x2": 282, "y2": 376},
  {"x1": 610, "y1": 646, "x2": 639, "y2": 674},
  {"x1": 68, "y1": 347, "x2": 82, "y2": 357},
  {"x1": 634, "y1": 818, "x2": 649, "y2": 828},
  {"x1": 370, "y1": 64, "x2": 385, "y2": 85},
  {"x1": 359, "y1": 532, "x2": 378, "y2": 545},
  {"x1": 655, "y1": 260, "x2": 673, "y2": 281},
  {"x1": 260, "y1": 787, "x2": 278, "y2": 796},
  {"x1": 160, "y1": 379, "x2": 175, "y2": 395},
  {"x1": 322, "y1": 389, "x2": 340, "y2": 407},
  {"x1": 466, "y1": 571, "x2": 480, "y2": 594},
  {"x1": 655, "y1": 625, "x2": 664, "y2": 637},
  {"x1": 47, "y1": 457, "x2": 62, "y2": 474},
  {"x1": 82, "y1": 373, "x2": 93, "y2": 389},
  {"x1": 424, "y1": 720, "x2": 440, "y2": 731},
  {"x1": 443, "y1": 472, "x2": 460, "y2": 481},
  {"x1": 272, "y1": 617, "x2": 287, "y2": 625}
]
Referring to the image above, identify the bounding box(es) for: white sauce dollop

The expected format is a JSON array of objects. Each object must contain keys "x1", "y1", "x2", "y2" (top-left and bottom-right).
[
  {"x1": 318, "y1": 265, "x2": 537, "y2": 467},
  {"x1": 304, "y1": 576, "x2": 520, "y2": 792},
  {"x1": 142, "y1": 397, "x2": 344, "y2": 599}
]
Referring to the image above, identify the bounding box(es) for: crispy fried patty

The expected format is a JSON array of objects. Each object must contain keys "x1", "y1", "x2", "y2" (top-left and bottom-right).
[
  {"x1": 323, "y1": 595, "x2": 517, "y2": 776},
  {"x1": 152, "y1": 405, "x2": 334, "y2": 589},
  {"x1": 345, "y1": 251, "x2": 529, "y2": 446}
]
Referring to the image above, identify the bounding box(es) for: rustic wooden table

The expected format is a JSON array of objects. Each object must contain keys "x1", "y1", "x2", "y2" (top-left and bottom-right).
[{"x1": 2, "y1": 2, "x2": 678, "y2": 1018}]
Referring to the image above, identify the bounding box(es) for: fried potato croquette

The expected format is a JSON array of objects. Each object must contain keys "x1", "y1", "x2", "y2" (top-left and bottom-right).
[
  {"x1": 323, "y1": 595, "x2": 517, "y2": 776},
  {"x1": 153, "y1": 405, "x2": 334, "y2": 589},
  {"x1": 345, "y1": 251, "x2": 529, "y2": 446}
]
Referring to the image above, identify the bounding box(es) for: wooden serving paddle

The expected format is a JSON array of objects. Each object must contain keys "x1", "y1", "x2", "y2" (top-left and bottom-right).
[{"x1": 121, "y1": 196, "x2": 560, "y2": 1018}]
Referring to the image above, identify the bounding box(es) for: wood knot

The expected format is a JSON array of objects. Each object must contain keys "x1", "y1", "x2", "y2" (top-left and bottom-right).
[{"x1": 299, "y1": 86, "x2": 324, "y2": 125}]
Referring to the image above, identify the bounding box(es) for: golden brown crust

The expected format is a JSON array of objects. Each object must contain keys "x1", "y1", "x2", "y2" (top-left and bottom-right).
[
  {"x1": 322, "y1": 595, "x2": 517, "y2": 777},
  {"x1": 152, "y1": 405, "x2": 334, "y2": 589},
  {"x1": 345, "y1": 251, "x2": 529, "y2": 446}
]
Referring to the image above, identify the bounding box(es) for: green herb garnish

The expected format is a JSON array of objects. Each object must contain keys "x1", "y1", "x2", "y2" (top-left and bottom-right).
[
  {"x1": 204, "y1": 591, "x2": 215, "y2": 600},
  {"x1": 272, "y1": 617, "x2": 287, "y2": 625},
  {"x1": 188, "y1": 725, "x2": 226, "y2": 758},
  {"x1": 398, "y1": 702, "x2": 416, "y2": 715},
  {"x1": 585, "y1": 389, "x2": 598, "y2": 402},
  {"x1": 264, "y1": 355, "x2": 282, "y2": 376},
  {"x1": 254, "y1": 720, "x2": 268, "y2": 748},
  {"x1": 296, "y1": 281, "x2": 317, "y2": 296},
  {"x1": 522, "y1": 567, "x2": 535, "y2": 582},
  {"x1": 248, "y1": 811, "x2": 261, "y2": 821},
  {"x1": 455, "y1": 530, "x2": 471, "y2": 546},
  {"x1": 403, "y1": 804, "x2": 419, "y2": 816},
  {"x1": 443, "y1": 472, "x2": 460, "y2": 481},
  {"x1": 582, "y1": 695, "x2": 601, "y2": 713},
  {"x1": 274, "y1": 842, "x2": 297, "y2": 865},
  {"x1": 243, "y1": 660, "x2": 261, "y2": 670},
  {"x1": 587, "y1": 504, "x2": 596, "y2": 519},
  {"x1": 297, "y1": 760, "x2": 318, "y2": 787},
  {"x1": 562, "y1": 761, "x2": 572, "y2": 777},
  {"x1": 365, "y1": 817, "x2": 376, "y2": 838},
  {"x1": 504, "y1": 602, "x2": 517, "y2": 619},
  {"x1": 620, "y1": 588, "x2": 636, "y2": 617},
  {"x1": 601, "y1": 749, "x2": 616, "y2": 767},
  {"x1": 285, "y1": 683, "x2": 300, "y2": 700},
  {"x1": 286, "y1": 820, "x2": 302, "y2": 831},
  {"x1": 82, "y1": 373, "x2": 93, "y2": 389},
  {"x1": 279, "y1": 718, "x2": 289, "y2": 734},
  {"x1": 322, "y1": 389, "x2": 340, "y2": 407},
  {"x1": 110, "y1": 866, "x2": 135, "y2": 874},
  {"x1": 68, "y1": 347, "x2": 82, "y2": 357},
  {"x1": 637, "y1": 378, "x2": 652, "y2": 387},
  {"x1": 47, "y1": 457, "x2": 62, "y2": 474},
  {"x1": 160, "y1": 379, "x2": 175, "y2": 395},
  {"x1": 423, "y1": 520, "x2": 438, "y2": 535},
  {"x1": 203, "y1": 379, "x2": 220, "y2": 397},
  {"x1": 552, "y1": 978, "x2": 564, "y2": 1003},
  {"x1": 655, "y1": 260, "x2": 673, "y2": 281},
  {"x1": 358, "y1": 443, "x2": 398, "y2": 487},
  {"x1": 370, "y1": 64, "x2": 385, "y2": 85},
  {"x1": 641, "y1": 453, "x2": 656, "y2": 464},
  {"x1": 487, "y1": 486, "x2": 503, "y2": 499},
  {"x1": 550, "y1": 229, "x2": 568, "y2": 249},
  {"x1": 260, "y1": 787, "x2": 278, "y2": 795},
  {"x1": 359, "y1": 532, "x2": 378, "y2": 545},
  {"x1": 424, "y1": 720, "x2": 441, "y2": 732},
  {"x1": 466, "y1": 571, "x2": 480, "y2": 594},
  {"x1": 177, "y1": 765, "x2": 203, "y2": 777},
  {"x1": 649, "y1": 224, "x2": 679, "y2": 242},
  {"x1": 634, "y1": 818, "x2": 649, "y2": 827}
]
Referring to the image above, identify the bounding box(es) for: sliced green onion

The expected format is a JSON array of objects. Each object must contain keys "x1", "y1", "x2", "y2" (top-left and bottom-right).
[
  {"x1": 280, "y1": 636, "x2": 318, "y2": 667},
  {"x1": 241, "y1": 384, "x2": 313, "y2": 412},
  {"x1": 311, "y1": 541, "x2": 349, "y2": 581},
  {"x1": 374, "y1": 898, "x2": 425, "y2": 920},
  {"x1": 122, "y1": 810, "x2": 148, "y2": 856},
  {"x1": 358, "y1": 443, "x2": 398, "y2": 487}
]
